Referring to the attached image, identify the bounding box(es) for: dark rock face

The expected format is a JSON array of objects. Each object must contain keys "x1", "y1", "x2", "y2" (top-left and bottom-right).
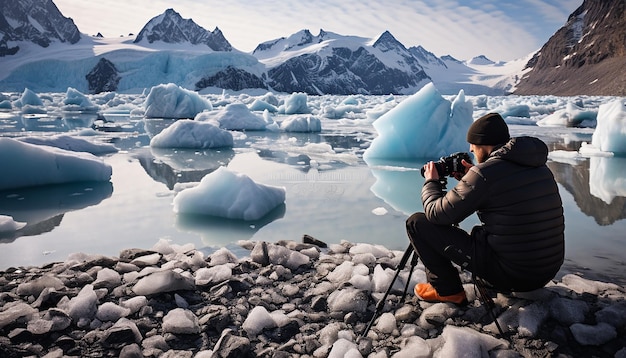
[
  {"x1": 86, "y1": 58, "x2": 121, "y2": 94},
  {"x1": 515, "y1": 0, "x2": 626, "y2": 96},
  {"x1": 195, "y1": 66, "x2": 267, "y2": 91},
  {"x1": 0, "y1": 0, "x2": 80, "y2": 56},
  {"x1": 134, "y1": 8, "x2": 232, "y2": 52}
]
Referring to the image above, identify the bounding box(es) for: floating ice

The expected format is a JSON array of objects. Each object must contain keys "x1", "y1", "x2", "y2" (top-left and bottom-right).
[
  {"x1": 279, "y1": 92, "x2": 310, "y2": 114},
  {"x1": 145, "y1": 83, "x2": 212, "y2": 119},
  {"x1": 19, "y1": 134, "x2": 118, "y2": 154},
  {"x1": 63, "y1": 87, "x2": 99, "y2": 112},
  {"x1": 591, "y1": 98, "x2": 626, "y2": 153},
  {"x1": 537, "y1": 101, "x2": 597, "y2": 127},
  {"x1": 0, "y1": 215, "x2": 26, "y2": 233},
  {"x1": 364, "y1": 83, "x2": 473, "y2": 160},
  {"x1": 249, "y1": 98, "x2": 278, "y2": 112},
  {"x1": 0, "y1": 138, "x2": 112, "y2": 191},
  {"x1": 198, "y1": 103, "x2": 267, "y2": 130},
  {"x1": 150, "y1": 119, "x2": 233, "y2": 149},
  {"x1": 13, "y1": 88, "x2": 44, "y2": 107},
  {"x1": 280, "y1": 115, "x2": 322, "y2": 132},
  {"x1": 173, "y1": 167, "x2": 286, "y2": 221}
]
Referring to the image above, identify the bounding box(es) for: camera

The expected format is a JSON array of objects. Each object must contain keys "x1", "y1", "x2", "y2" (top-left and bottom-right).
[{"x1": 420, "y1": 152, "x2": 472, "y2": 178}]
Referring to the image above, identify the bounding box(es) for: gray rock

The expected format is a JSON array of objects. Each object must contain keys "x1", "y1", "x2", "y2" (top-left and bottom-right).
[
  {"x1": 16, "y1": 275, "x2": 65, "y2": 297},
  {"x1": 162, "y1": 308, "x2": 200, "y2": 334},
  {"x1": 132, "y1": 270, "x2": 195, "y2": 296},
  {"x1": 570, "y1": 322, "x2": 617, "y2": 346}
]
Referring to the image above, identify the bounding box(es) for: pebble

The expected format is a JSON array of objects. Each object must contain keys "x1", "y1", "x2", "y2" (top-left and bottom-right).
[{"x1": 0, "y1": 237, "x2": 624, "y2": 357}]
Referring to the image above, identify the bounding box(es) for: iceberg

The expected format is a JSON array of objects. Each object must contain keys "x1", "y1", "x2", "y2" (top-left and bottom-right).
[
  {"x1": 173, "y1": 167, "x2": 286, "y2": 221},
  {"x1": 144, "y1": 83, "x2": 212, "y2": 119},
  {"x1": 363, "y1": 83, "x2": 473, "y2": 160},
  {"x1": 0, "y1": 138, "x2": 112, "y2": 191},
  {"x1": 150, "y1": 119, "x2": 234, "y2": 149}
]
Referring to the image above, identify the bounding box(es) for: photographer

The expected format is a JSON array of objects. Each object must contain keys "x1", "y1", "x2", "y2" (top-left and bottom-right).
[{"x1": 407, "y1": 113, "x2": 564, "y2": 304}]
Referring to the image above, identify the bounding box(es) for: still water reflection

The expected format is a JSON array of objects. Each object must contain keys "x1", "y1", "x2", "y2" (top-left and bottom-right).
[{"x1": 0, "y1": 111, "x2": 624, "y2": 286}]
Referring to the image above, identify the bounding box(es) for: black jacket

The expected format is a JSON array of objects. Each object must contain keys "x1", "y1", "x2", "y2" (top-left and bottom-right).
[{"x1": 422, "y1": 136, "x2": 565, "y2": 289}]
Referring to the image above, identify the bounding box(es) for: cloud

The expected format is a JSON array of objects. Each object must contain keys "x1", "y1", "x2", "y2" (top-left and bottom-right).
[{"x1": 54, "y1": 0, "x2": 580, "y2": 61}]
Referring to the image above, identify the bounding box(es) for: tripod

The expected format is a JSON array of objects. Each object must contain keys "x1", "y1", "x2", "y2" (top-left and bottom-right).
[
  {"x1": 359, "y1": 244, "x2": 419, "y2": 339},
  {"x1": 359, "y1": 243, "x2": 507, "y2": 340}
]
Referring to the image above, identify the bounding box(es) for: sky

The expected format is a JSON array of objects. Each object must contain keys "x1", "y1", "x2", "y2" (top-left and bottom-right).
[{"x1": 53, "y1": 0, "x2": 582, "y2": 62}]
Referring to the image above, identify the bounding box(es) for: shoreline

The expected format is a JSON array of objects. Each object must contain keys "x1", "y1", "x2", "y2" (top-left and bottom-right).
[{"x1": 1, "y1": 237, "x2": 625, "y2": 357}]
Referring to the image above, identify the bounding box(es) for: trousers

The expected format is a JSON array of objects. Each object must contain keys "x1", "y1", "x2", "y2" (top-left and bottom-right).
[{"x1": 405, "y1": 212, "x2": 514, "y2": 295}]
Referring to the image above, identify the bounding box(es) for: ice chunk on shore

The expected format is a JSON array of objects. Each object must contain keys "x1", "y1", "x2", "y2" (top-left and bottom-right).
[
  {"x1": 436, "y1": 325, "x2": 506, "y2": 356},
  {"x1": 150, "y1": 119, "x2": 233, "y2": 149},
  {"x1": 242, "y1": 306, "x2": 276, "y2": 336},
  {"x1": 162, "y1": 308, "x2": 201, "y2": 334},
  {"x1": 65, "y1": 284, "x2": 98, "y2": 323},
  {"x1": 132, "y1": 270, "x2": 195, "y2": 296},
  {"x1": 173, "y1": 167, "x2": 286, "y2": 221}
]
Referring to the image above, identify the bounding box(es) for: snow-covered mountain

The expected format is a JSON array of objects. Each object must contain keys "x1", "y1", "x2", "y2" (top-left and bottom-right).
[
  {"x1": 0, "y1": 2, "x2": 520, "y2": 96},
  {"x1": 134, "y1": 8, "x2": 232, "y2": 52},
  {"x1": 251, "y1": 29, "x2": 430, "y2": 95},
  {"x1": 0, "y1": 0, "x2": 80, "y2": 56}
]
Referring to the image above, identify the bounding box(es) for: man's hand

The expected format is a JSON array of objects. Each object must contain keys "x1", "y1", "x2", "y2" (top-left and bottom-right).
[
  {"x1": 451, "y1": 159, "x2": 474, "y2": 180},
  {"x1": 423, "y1": 161, "x2": 439, "y2": 181}
]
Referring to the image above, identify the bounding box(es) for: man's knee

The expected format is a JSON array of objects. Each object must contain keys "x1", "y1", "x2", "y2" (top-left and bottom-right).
[{"x1": 406, "y1": 212, "x2": 427, "y2": 237}]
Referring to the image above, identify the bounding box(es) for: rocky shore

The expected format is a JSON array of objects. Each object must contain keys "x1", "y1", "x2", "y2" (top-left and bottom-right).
[{"x1": 1, "y1": 237, "x2": 625, "y2": 357}]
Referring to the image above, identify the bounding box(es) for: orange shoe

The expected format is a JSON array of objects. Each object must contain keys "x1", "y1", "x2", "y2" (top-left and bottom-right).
[{"x1": 414, "y1": 283, "x2": 467, "y2": 305}]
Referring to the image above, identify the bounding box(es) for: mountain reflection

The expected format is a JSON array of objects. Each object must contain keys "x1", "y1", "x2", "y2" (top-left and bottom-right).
[
  {"x1": 0, "y1": 181, "x2": 113, "y2": 242},
  {"x1": 135, "y1": 147, "x2": 235, "y2": 189},
  {"x1": 548, "y1": 158, "x2": 626, "y2": 225}
]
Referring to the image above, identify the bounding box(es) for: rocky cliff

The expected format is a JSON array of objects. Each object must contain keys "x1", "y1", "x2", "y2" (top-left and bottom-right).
[{"x1": 514, "y1": 0, "x2": 626, "y2": 96}]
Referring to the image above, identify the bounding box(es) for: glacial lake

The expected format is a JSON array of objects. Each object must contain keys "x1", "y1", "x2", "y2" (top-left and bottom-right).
[{"x1": 0, "y1": 95, "x2": 624, "y2": 287}]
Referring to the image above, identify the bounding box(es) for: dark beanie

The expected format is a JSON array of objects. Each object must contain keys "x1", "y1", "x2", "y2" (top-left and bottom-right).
[{"x1": 466, "y1": 113, "x2": 510, "y2": 145}]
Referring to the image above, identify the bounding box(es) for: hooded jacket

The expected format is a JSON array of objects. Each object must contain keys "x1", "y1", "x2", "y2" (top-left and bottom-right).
[{"x1": 422, "y1": 136, "x2": 565, "y2": 289}]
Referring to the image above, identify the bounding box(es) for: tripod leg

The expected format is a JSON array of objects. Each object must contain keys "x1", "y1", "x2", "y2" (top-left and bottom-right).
[
  {"x1": 474, "y1": 278, "x2": 506, "y2": 338},
  {"x1": 359, "y1": 244, "x2": 413, "y2": 339},
  {"x1": 400, "y1": 250, "x2": 419, "y2": 302}
]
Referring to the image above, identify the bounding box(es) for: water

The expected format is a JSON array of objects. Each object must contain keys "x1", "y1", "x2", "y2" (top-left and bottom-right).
[{"x1": 1, "y1": 99, "x2": 625, "y2": 286}]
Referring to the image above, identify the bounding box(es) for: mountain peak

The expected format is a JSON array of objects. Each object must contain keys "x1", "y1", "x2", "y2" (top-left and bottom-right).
[
  {"x1": 372, "y1": 31, "x2": 406, "y2": 52},
  {"x1": 134, "y1": 8, "x2": 232, "y2": 51},
  {"x1": 0, "y1": 0, "x2": 80, "y2": 55},
  {"x1": 466, "y1": 55, "x2": 495, "y2": 65}
]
